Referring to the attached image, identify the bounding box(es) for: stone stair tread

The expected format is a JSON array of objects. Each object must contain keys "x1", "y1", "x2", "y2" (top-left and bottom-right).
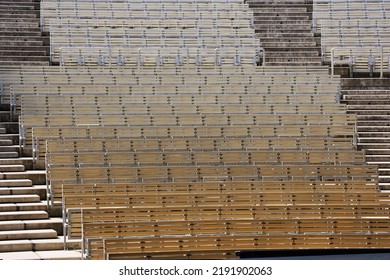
[
  {"x1": 0, "y1": 164, "x2": 24, "y2": 172},
  {"x1": 0, "y1": 229, "x2": 57, "y2": 241},
  {"x1": 0, "y1": 185, "x2": 46, "y2": 197},
  {"x1": 0, "y1": 194, "x2": 40, "y2": 203},
  {"x1": 34, "y1": 250, "x2": 82, "y2": 260},
  {"x1": 0, "y1": 236, "x2": 81, "y2": 253},
  {"x1": 0, "y1": 218, "x2": 61, "y2": 231},
  {"x1": 0, "y1": 179, "x2": 32, "y2": 187},
  {"x1": 0, "y1": 201, "x2": 46, "y2": 212},
  {"x1": 0, "y1": 250, "x2": 41, "y2": 260},
  {"x1": 0, "y1": 152, "x2": 18, "y2": 158},
  {"x1": 0, "y1": 170, "x2": 46, "y2": 184},
  {"x1": 0, "y1": 210, "x2": 48, "y2": 220},
  {"x1": 0, "y1": 140, "x2": 12, "y2": 146},
  {"x1": 0, "y1": 249, "x2": 82, "y2": 260},
  {"x1": 0, "y1": 158, "x2": 34, "y2": 170},
  {"x1": 0, "y1": 145, "x2": 20, "y2": 153}
]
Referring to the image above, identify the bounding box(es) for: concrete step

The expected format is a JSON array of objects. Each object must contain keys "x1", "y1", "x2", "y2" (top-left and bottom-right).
[
  {"x1": 255, "y1": 23, "x2": 312, "y2": 29},
  {"x1": 0, "y1": 179, "x2": 32, "y2": 187},
  {"x1": 0, "y1": 210, "x2": 48, "y2": 221},
  {"x1": 254, "y1": 20, "x2": 312, "y2": 25},
  {"x1": 258, "y1": 37, "x2": 319, "y2": 43},
  {"x1": 0, "y1": 61, "x2": 50, "y2": 66},
  {"x1": 264, "y1": 47, "x2": 320, "y2": 52},
  {"x1": 0, "y1": 134, "x2": 19, "y2": 144},
  {"x1": 0, "y1": 236, "x2": 81, "y2": 253},
  {"x1": 0, "y1": 122, "x2": 18, "y2": 134},
  {"x1": 0, "y1": 201, "x2": 47, "y2": 212},
  {"x1": 253, "y1": 10, "x2": 311, "y2": 15},
  {"x1": 0, "y1": 8, "x2": 38, "y2": 13},
  {"x1": 341, "y1": 90, "x2": 390, "y2": 95},
  {"x1": 0, "y1": 5, "x2": 36, "y2": 10},
  {"x1": 0, "y1": 158, "x2": 34, "y2": 170},
  {"x1": 378, "y1": 169, "x2": 390, "y2": 175},
  {"x1": 0, "y1": 40, "x2": 43, "y2": 46},
  {"x1": 256, "y1": 31, "x2": 315, "y2": 37},
  {"x1": 0, "y1": 13, "x2": 38, "y2": 19},
  {"x1": 366, "y1": 155, "x2": 390, "y2": 164},
  {"x1": 0, "y1": 50, "x2": 46, "y2": 57},
  {"x1": 352, "y1": 112, "x2": 390, "y2": 117},
  {"x1": 0, "y1": 128, "x2": 5, "y2": 134},
  {"x1": 252, "y1": 7, "x2": 308, "y2": 12},
  {"x1": 0, "y1": 229, "x2": 57, "y2": 241},
  {"x1": 0, "y1": 146, "x2": 20, "y2": 153},
  {"x1": 254, "y1": 16, "x2": 310, "y2": 21},
  {"x1": 0, "y1": 56, "x2": 50, "y2": 62},
  {"x1": 344, "y1": 100, "x2": 390, "y2": 105},
  {"x1": 0, "y1": 249, "x2": 82, "y2": 260},
  {"x1": 358, "y1": 132, "x2": 390, "y2": 138},
  {"x1": 266, "y1": 61, "x2": 322, "y2": 66},
  {"x1": 265, "y1": 51, "x2": 320, "y2": 58},
  {"x1": 0, "y1": 152, "x2": 18, "y2": 158},
  {"x1": 364, "y1": 149, "x2": 390, "y2": 155},
  {"x1": 377, "y1": 176, "x2": 390, "y2": 183},
  {"x1": 358, "y1": 144, "x2": 390, "y2": 150},
  {"x1": 0, "y1": 140, "x2": 13, "y2": 146},
  {"x1": 0, "y1": 194, "x2": 40, "y2": 203},
  {"x1": 0, "y1": 218, "x2": 61, "y2": 232},
  {"x1": 266, "y1": 57, "x2": 321, "y2": 63},
  {"x1": 357, "y1": 125, "x2": 390, "y2": 133},
  {"x1": 0, "y1": 185, "x2": 46, "y2": 198},
  {"x1": 0, "y1": 21, "x2": 39, "y2": 27},
  {"x1": 358, "y1": 115, "x2": 390, "y2": 120},
  {"x1": 357, "y1": 126, "x2": 390, "y2": 132},
  {"x1": 261, "y1": 42, "x2": 318, "y2": 48},
  {"x1": 0, "y1": 170, "x2": 46, "y2": 185},
  {"x1": 0, "y1": 171, "x2": 45, "y2": 184},
  {"x1": 348, "y1": 105, "x2": 390, "y2": 110},
  {"x1": 0, "y1": 165, "x2": 24, "y2": 172},
  {"x1": 0, "y1": 36, "x2": 47, "y2": 42},
  {"x1": 0, "y1": 46, "x2": 48, "y2": 52}
]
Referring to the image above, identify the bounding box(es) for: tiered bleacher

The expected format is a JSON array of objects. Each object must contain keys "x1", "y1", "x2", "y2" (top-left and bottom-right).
[
  {"x1": 314, "y1": 0, "x2": 390, "y2": 76},
  {"x1": 0, "y1": 0, "x2": 389, "y2": 260}
]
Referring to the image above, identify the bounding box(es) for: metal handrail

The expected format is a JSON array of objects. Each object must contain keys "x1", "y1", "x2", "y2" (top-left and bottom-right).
[{"x1": 331, "y1": 47, "x2": 385, "y2": 78}]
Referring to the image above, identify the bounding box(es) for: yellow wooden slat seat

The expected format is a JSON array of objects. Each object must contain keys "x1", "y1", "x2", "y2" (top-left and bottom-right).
[
  {"x1": 47, "y1": 163, "x2": 378, "y2": 205},
  {"x1": 96, "y1": 232, "x2": 390, "y2": 260},
  {"x1": 30, "y1": 124, "x2": 356, "y2": 158}
]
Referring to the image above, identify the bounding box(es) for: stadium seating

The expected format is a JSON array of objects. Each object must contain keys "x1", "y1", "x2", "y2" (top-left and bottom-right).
[
  {"x1": 314, "y1": 0, "x2": 390, "y2": 76},
  {"x1": 1, "y1": 0, "x2": 389, "y2": 261}
]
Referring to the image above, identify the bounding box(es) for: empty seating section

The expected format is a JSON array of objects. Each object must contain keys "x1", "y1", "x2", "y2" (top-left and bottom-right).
[
  {"x1": 41, "y1": 0, "x2": 258, "y2": 66},
  {"x1": 1, "y1": 0, "x2": 388, "y2": 260},
  {"x1": 1, "y1": 66, "x2": 339, "y2": 109},
  {"x1": 102, "y1": 234, "x2": 390, "y2": 260},
  {"x1": 31, "y1": 124, "x2": 356, "y2": 163},
  {"x1": 41, "y1": 1, "x2": 252, "y2": 33},
  {"x1": 314, "y1": 0, "x2": 390, "y2": 75},
  {"x1": 49, "y1": 20, "x2": 258, "y2": 63}
]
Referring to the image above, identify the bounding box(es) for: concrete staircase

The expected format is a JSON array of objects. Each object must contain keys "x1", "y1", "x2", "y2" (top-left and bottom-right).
[
  {"x1": 0, "y1": 108, "x2": 81, "y2": 260},
  {"x1": 341, "y1": 78, "x2": 390, "y2": 191},
  {"x1": 247, "y1": 0, "x2": 321, "y2": 66},
  {"x1": 0, "y1": 0, "x2": 49, "y2": 66}
]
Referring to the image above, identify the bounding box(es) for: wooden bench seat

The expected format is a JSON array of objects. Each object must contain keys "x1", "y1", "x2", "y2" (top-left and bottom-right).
[
  {"x1": 21, "y1": 114, "x2": 356, "y2": 148},
  {"x1": 95, "y1": 233, "x2": 390, "y2": 260},
  {"x1": 61, "y1": 181, "x2": 379, "y2": 209},
  {"x1": 47, "y1": 163, "x2": 378, "y2": 205},
  {"x1": 63, "y1": 191, "x2": 390, "y2": 213},
  {"x1": 30, "y1": 124, "x2": 356, "y2": 158},
  {"x1": 65, "y1": 204, "x2": 390, "y2": 240},
  {"x1": 46, "y1": 149, "x2": 366, "y2": 168},
  {"x1": 20, "y1": 103, "x2": 347, "y2": 116}
]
